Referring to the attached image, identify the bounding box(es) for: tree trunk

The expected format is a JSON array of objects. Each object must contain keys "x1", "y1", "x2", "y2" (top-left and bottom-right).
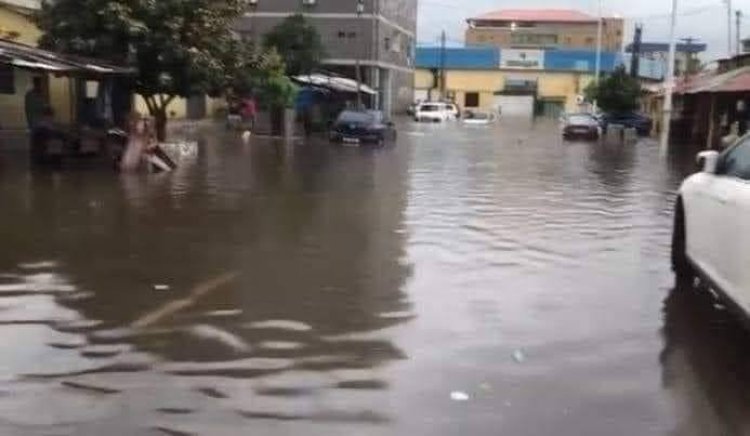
[
  {"x1": 152, "y1": 108, "x2": 168, "y2": 142},
  {"x1": 144, "y1": 96, "x2": 170, "y2": 142},
  {"x1": 270, "y1": 106, "x2": 283, "y2": 136}
]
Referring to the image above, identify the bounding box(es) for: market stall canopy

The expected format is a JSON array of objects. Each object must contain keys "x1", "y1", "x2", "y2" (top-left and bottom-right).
[
  {"x1": 0, "y1": 38, "x2": 134, "y2": 76},
  {"x1": 293, "y1": 73, "x2": 377, "y2": 95}
]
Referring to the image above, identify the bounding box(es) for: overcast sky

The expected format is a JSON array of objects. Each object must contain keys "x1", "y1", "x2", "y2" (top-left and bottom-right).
[{"x1": 418, "y1": 0, "x2": 750, "y2": 61}]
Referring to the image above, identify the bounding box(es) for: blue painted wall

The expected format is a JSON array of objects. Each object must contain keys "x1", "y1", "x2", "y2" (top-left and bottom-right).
[
  {"x1": 543, "y1": 50, "x2": 620, "y2": 73},
  {"x1": 416, "y1": 47, "x2": 500, "y2": 70},
  {"x1": 415, "y1": 46, "x2": 623, "y2": 74}
]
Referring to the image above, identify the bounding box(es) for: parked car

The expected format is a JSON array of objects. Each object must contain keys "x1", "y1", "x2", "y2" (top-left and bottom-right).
[
  {"x1": 601, "y1": 112, "x2": 653, "y2": 136},
  {"x1": 561, "y1": 113, "x2": 602, "y2": 140},
  {"x1": 444, "y1": 102, "x2": 460, "y2": 119},
  {"x1": 329, "y1": 110, "x2": 396, "y2": 145},
  {"x1": 672, "y1": 137, "x2": 750, "y2": 315},
  {"x1": 414, "y1": 102, "x2": 456, "y2": 123},
  {"x1": 462, "y1": 110, "x2": 496, "y2": 125}
]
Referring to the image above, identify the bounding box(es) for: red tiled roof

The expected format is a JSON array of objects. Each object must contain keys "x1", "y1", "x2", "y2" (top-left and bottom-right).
[{"x1": 469, "y1": 9, "x2": 597, "y2": 23}]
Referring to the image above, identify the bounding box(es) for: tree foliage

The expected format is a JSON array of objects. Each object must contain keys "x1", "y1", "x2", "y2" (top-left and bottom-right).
[
  {"x1": 36, "y1": 0, "x2": 250, "y2": 138},
  {"x1": 221, "y1": 43, "x2": 297, "y2": 109},
  {"x1": 263, "y1": 14, "x2": 325, "y2": 76},
  {"x1": 585, "y1": 66, "x2": 642, "y2": 113}
]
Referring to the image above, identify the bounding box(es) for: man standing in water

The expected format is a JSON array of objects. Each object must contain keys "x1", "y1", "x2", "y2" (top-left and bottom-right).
[{"x1": 25, "y1": 77, "x2": 47, "y2": 130}]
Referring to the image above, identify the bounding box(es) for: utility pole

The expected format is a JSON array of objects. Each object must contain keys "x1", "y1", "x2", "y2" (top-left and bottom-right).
[
  {"x1": 660, "y1": 0, "x2": 679, "y2": 153},
  {"x1": 595, "y1": 0, "x2": 603, "y2": 84},
  {"x1": 630, "y1": 24, "x2": 643, "y2": 78},
  {"x1": 439, "y1": 30, "x2": 446, "y2": 100},
  {"x1": 727, "y1": 0, "x2": 733, "y2": 56},
  {"x1": 737, "y1": 10, "x2": 743, "y2": 55},
  {"x1": 355, "y1": 0, "x2": 364, "y2": 109}
]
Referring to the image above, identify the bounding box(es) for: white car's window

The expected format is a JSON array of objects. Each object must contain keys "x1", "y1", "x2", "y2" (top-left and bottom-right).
[
  {"x1": 720, "y1": 139, "x2": 750, "y2": 180},
  {"x1": 420, "y1": 105, "x2": 440, "y2": 112}
]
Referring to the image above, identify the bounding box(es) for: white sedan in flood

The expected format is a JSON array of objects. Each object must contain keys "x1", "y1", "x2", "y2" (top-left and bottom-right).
[{"x1": 673, "y1": 138, "x2": 750, "y2": 314}]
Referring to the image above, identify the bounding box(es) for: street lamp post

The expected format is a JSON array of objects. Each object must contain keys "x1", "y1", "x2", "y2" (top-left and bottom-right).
[
  {"x1": 355, "y1": 0, "x2": 364, "y2": 109},
  {"x1": 660, "y1": 0, "x2": 679, "y2": 153},
  {"x1": 595, "y1": 0, "x2": 603, "y2": 85}
]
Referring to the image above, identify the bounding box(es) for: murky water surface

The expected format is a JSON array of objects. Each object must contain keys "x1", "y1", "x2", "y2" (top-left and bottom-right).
[{"x1": 0, "y1": 120, "x2": 742, "y2": 435}]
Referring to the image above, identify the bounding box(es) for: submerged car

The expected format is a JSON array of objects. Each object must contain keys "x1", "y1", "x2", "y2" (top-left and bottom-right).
[
  {"x1": 329, "y1": 110, "x2": 396, "y2": 145},
  {"x1": 673, "y1": 137, "x2": 750, "y2": 315},
  {"x1": 414, "y1": 102, "x2": 456, "y2": 123},
  {"x1": 561, "y1": 113, "x2": 601, "y2": 140},
  {"x1": 601, "y1": 112, "x2": 653, "y2": 136},
  {"x1": 462, "y1": 110, "x2": 497, "y2": 125}
]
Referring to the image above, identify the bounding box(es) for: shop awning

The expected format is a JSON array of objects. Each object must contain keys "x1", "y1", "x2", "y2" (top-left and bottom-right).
[
  {"x1": 0, "y1": 38, "x2": 134, "y2": 76},
  {"x1": 293, "y1": 73, "x2": 377, "y2": 95},
  {"x1": 674, "y1": 66, "x2": 750, "y2": 95}
]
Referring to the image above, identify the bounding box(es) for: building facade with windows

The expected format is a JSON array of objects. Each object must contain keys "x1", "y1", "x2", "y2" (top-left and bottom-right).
[
  {"x1": 237, "y1": 0, "x2": 417, "y2": 115},
  {"x1": 465, "y1": 9, "x2": 623, "y2": 52},
  {"x1": 414, "y1": 46, "x2": 623, "y2": 118}
]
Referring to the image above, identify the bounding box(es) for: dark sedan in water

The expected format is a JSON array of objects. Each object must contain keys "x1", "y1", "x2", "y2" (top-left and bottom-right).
[
  {"x1": 601, "y1": 112, "x2": 653, "y2": 136},
  {"x1": 329, "y1": 110, "x2": 397, "y2": 145}
]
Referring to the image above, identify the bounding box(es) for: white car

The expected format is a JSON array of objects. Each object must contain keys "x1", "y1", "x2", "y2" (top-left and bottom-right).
[
  {"x1": 414, "y1": 102, "x2": 456, "y2": 123},
  {"x1": 673, "y1": 138, "x2": 750, "y2": 314}
]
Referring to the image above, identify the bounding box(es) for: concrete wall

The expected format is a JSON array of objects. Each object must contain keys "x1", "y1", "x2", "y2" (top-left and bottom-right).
[{"x1": 415, "y1": 68, "x2": 594, "y2": 114}]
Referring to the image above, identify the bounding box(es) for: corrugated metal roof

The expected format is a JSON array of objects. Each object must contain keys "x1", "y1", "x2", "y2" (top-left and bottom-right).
[
  {"x1": 0, "y1": 38, "x2": 134, "y2": 76},
  {"x1": 469, "y1": 9, "x2": 597, "y2": 23},
  {"x1": 677, "y1": 66, "x2": 750, "y2": 94},
  {"x1": 0, "y1": 0, "x2": 40, "y2": 11}
]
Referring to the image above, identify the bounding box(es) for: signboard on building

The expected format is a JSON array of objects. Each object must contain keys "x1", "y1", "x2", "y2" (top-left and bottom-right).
[{"x1": 500, "y1": 49, "x2": 545, "y2": 70}]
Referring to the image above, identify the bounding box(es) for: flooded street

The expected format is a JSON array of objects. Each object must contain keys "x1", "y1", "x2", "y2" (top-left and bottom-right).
[{"x1": 0, "y1": 119, "x2": 744, "y2": 435}]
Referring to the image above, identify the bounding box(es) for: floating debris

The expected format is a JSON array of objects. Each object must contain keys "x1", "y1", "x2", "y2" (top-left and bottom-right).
[
  {"x1": 512, "y1": 349, "x2": 526, "y2": 363},
  {"x1": 61, "y1": 380, "x2": 121, "y2": 395},
  {"x1": 450, "y1": 391, "x2": 470, "y2": 401},
  {"x1": 153, "y1": 284, "x2": 171, "y2": 292},
  {"x1": 244, "y1": 319, "x2": 313, "y2": 332},
  {"x1": 186, "y1": 324, "x2": 251, "y2": 353}
]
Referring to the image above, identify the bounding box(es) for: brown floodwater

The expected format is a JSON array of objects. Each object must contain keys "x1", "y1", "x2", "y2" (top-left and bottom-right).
[{"x1": 0, "y1": 120, "x2": 744, "y2": 435}]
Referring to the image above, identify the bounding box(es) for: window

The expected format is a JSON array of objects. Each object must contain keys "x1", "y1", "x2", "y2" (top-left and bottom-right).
[
  {"x1": 384, "y1": 37, "x2": 391, "y2": 50},
  {"x1": 510, "y1": 33, "x2": 558, "y2": 46},
  {"x1": 585, "y1": 37, "x2": 595, "y2": 45},
  {"x1": 464, "y1": 92, "x2": 480, "y2": 108},
  {"x1": 0, "y1": 65, "x2": 14, "y2": 95},
  {"x1": 719, "y1": 139, "x2": 750, "y2": 180},
  {"x1": 337, "y1": 31, "x2": 347, "y2": 38}
]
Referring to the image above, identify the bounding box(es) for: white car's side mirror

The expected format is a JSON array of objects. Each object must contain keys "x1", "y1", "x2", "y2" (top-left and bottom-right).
[{"x1": 697, "y1": 150, "x2": 720, "y2": 174}]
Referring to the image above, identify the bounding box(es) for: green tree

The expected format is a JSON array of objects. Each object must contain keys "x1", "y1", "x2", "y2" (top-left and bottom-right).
[
  {"x1": 263, "y1": 14, "x2": 325, "y2": 76},
  {"x1": 585, "y1": 66, "x2": 642, "y2": 113},
  {"x1": 37, "y1": 0, "x2": 248, "y2": 140}
]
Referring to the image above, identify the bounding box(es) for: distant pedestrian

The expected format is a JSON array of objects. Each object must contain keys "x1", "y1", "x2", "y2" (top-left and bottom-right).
[
  {"x1": 241, "y1": 95, "x2": 257, "y2": 131},
  {"x1": 25, "y1": 77, "x2": 47, "y2": 130}
]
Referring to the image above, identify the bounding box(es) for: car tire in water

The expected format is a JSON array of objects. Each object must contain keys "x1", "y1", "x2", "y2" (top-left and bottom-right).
[{"x1": 672, "y1": 198, "x2": 695, "y2": 284}]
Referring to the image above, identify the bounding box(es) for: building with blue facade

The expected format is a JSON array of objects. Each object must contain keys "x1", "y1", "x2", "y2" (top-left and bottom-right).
[{"x1": 414, "y1": 46, "x2": 655, "y2": 117}]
